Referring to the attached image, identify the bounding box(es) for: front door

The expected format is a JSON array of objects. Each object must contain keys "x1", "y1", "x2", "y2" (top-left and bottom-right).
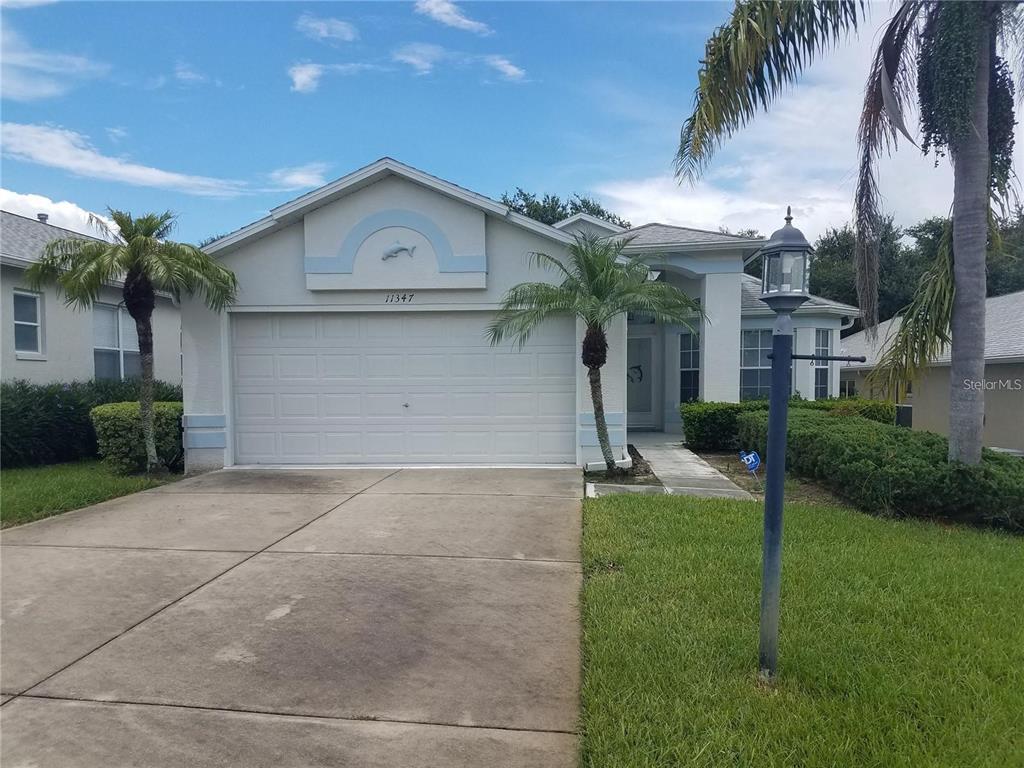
[{"x1": 627, "y1": 333, "x2": 660, "y2": 429}]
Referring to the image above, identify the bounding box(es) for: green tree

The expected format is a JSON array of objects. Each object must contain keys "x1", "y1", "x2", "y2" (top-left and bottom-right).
[
  {"x1": 811, "y1": 218, "x2": 927, "y2": 331},
  {"x1": 500, "y1": 188, "x2": 631, "y2": 229},
  {"x1": 675, "y1": 1, "x2": 1020, "y2": 464},
  {"x1": 26, "y1": 211, "x2": 237, "y2": 473},
  {"x1": 487, "y1": 233, "x2": 702, "y2": 474}
]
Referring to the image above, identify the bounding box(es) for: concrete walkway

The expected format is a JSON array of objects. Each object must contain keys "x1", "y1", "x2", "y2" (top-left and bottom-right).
[
  {"x1": 1, "y1": 468, "x2": 582, "y2": 767},
  {"x1": 626, "y1": 433, "x2": 753, "y2": 500}
]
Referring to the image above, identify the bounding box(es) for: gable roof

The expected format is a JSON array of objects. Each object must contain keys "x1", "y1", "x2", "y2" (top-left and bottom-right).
[
  {"x1": 840, "y1": 289, "x2": 1024, "y2": 369},
  {"x1": 1, "y1": 210, "x2": 103, "y2": 267},
  {"x1": 740, "y1": 273, "x2": 860, "y2": 317},
  {"x1": 204, "y1": 157, "x2": 574, "y2": 255},
  {"x1": 552, "y1": 212, "x2": 625, "y2": 234},
  {"x1": 624, "y1": 222, "x2": 764, "y2": 250}
]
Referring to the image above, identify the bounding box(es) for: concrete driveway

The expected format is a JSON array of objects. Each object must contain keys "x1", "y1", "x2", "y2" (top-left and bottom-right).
[{"x1": 1, "y1": 468, "x2": 582, "y2": 767}]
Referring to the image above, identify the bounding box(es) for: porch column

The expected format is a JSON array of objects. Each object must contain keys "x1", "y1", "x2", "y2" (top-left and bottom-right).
[
  {"x1": 792, "y1": 326, "x2": 815, "y2": 399},
  {"x1": 700, "y1": 272, "x2": 742, "y2": 402}
]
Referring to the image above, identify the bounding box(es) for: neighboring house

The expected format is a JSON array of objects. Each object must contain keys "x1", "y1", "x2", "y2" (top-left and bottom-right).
[
  {"x1": 1, "y1": 210, "x2": 181, "y2": 385},
  {"x1": 840, "y1": 290, "x2": 1024, "y2": 453},
  {"x1": 183, "y1": 157, "x2": 857, "y2": 471}
]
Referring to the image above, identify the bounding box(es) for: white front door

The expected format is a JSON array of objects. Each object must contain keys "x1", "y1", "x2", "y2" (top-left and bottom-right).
[
  {"x1": 626, "y1": 331, "x2": 661, "y2": 430},
  {"x1": 230, "y1": 311, "x2": 577, "y2": 464}
]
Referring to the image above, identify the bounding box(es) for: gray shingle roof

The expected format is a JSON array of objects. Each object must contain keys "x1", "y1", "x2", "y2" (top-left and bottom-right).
[
  {"x1": 624, "y1": 222, "x2": 763, "y2": 247},
  {"x1": 1, "y1": 210, "x2": 102, "y2": 264},
  {"x1": 740, "y1": 273, "x2": 860, "y2": 315},
  {"x1": 840, "y1": 290, "x2": 1024, "y2": 368}
]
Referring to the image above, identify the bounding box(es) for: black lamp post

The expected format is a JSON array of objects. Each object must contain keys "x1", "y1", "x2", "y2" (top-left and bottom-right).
[{"x1": 756, "y1": 207, "x2": 811, "y2": 681}]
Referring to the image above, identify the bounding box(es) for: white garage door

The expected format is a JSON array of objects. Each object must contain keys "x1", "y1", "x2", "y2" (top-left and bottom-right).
[{"x1": 230, "y1": 312, "x2": 577, "y2": 465}]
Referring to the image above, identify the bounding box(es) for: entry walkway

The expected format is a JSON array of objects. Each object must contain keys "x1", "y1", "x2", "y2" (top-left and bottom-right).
[{"x1": 627, "y1": 432, "x2": 753, "y2": 500}]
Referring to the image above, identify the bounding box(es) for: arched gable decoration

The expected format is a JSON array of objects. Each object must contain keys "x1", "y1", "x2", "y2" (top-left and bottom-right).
[{"x1": 305, "y1": 209, "x2": 485, "y2": 274}]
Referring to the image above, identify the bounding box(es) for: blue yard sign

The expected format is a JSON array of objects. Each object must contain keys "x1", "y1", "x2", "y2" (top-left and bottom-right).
[{"x1": 739, "y1": 450, "x2": 761, "y2": 474}]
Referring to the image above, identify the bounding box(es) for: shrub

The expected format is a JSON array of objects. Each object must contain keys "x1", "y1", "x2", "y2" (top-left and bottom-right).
[
  {"x1": 90, "y1": 401, "x2": 184, "y2": 475},
  {"x1": 736, "y1": 409, "x2": 1024, "y2": 530},
  {"x1": 0, "y1": 379, "x2": 183, "y2": 468},
  {"x1": 680, "y1": 397, "x2": 895, "y2": 450}
]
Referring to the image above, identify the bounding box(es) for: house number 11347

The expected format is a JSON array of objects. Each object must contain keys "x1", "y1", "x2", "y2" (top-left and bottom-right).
[{"x1": 384, "y1": 293, "x2": 415, "y2": 304}]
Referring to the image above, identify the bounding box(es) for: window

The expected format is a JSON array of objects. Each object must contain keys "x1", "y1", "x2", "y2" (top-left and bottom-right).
[
  {"x1": 814, "y1": 329, "x2": 832, "y2": 399},
  {"x1": 839, "y1": 379, "x2": 856, "y2": 398},
  {"x1": 13, "y1": 290, "x2": 42, "y2": 355},
  {"x1": 679, "y1": 331, "x2": 700, "y2": 403},
  {"x1": 94, "y1": 304, "x2": 141, "y2": 380},
  {"x1": 740, "y1": 329, "x2": 773, "y2": 400}
]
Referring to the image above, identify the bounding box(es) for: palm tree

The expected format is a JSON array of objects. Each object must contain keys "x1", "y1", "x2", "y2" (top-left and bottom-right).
[
  {"x1": 487, "y1": 233, "x2": 704, "y2": 474},
  {"x1": 675, "y1": 1, "x2": 1020, "y2": 465},
  {"x1": 26, "y1": 210, "x2": 237, "y2": 473}
]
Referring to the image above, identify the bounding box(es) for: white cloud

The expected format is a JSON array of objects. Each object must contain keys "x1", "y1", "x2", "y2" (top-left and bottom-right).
[
  {"x1": 592, "y1": 18, "x2": 1024, "y2": 239},
  {"x1": 483, "y1": 55, "x2": 525, "y2": 82},
  {"x1": 174, "y1": 61, "x2": 208, "y2": 84},
  {"x1": 1, "y1": 123, "x2": 247, "y2": 197},
  {"x1": 295, "y1": 12, "x2": 358, "y2": 43},
  {"x1": 288, "y1": 62, "x2": 381, "y2": 93},
  {"x1": 0, "y1": 27, "x2": 107, "y2": 101},
  {"x1": 0, "y1": 189, "x2": 115, "y2": 239},
  {"x1": 392, "y1": 43, "x2": 449, "y2": 75},
  {"x1": 288, "y1": 62, "x2": 325, "y2": 93},
  {"x1": 105, "y1": 126, "x2": 128, "y2": 143},
  {"x1": 268, "y1": 162, "x2": 330, "y2": 190},
  {"x1": 414, "y1": 0, "x2": 491, "y2": 36}
]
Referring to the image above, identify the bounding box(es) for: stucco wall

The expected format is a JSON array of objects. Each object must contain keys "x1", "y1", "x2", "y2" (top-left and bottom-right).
[
  {"x1": 840, "y1": 361, "x2": 1024, "y2": 451},
  {"x1": 2, "y1": 265, "x2": 181, "y2": 385}
]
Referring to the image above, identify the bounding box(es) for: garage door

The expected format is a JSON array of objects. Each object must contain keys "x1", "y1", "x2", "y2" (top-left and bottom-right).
[{"x1": 230, "y1": 312, "x2": 577, "y2": 464}]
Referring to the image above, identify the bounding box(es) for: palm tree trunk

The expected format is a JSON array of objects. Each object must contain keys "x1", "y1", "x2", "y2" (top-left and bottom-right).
[
  {"x1": 135, "y1": 314, "x2": 160, "y2": 473},
  {"x1": 124, "y1": 269, "x2": 161, "y2": 474},
  {"x1": 581, "y1": 323, "x2": 619, "y2": 474},
  {"x1": 587, "y1": 365, "x2": 618, "y2": 473},
  {"x1": 948, "y1": 11, "x2": 991, "y2": 465}
]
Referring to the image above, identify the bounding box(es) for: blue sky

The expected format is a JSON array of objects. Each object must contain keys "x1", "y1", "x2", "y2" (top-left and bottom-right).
[{"x1": 3, "y1": 1, "x2": 1021, "y2": 243}]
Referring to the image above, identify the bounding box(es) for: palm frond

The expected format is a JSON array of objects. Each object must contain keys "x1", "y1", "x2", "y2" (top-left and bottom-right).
[
  {"x1": 25, "y1": 238, "x2": 126, "y2": 309},
  {"x1": 854, "y1": 1, "x2": 925, "y2": 334},
  {"x1": 675, "y1": 0, "x2": 865, "y2": 182}
]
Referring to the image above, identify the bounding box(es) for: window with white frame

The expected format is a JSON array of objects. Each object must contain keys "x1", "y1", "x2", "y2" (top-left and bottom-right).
[
  {"x1": 814, "y1": 329, "x2": 832, "y2": 399},
  {"x1": 679, "y1": 331, "x2": 700, "y2": 403},
  {"x1": 93, "y1": 304, "x2": 141, "y2": 380},
  {"x1": 839, "y1": 378, "x2": 856, "y2": 398},
  {"x1": 13, "y1": 290, "x2": 42, "y2": 354},
  {"x1": 740, "y1": 329, "x2": 773, "y2": 400}
]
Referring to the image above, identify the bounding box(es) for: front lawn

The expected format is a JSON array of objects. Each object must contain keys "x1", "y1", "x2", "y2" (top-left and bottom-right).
[
  {"x1": 0, "y1": 460, "x2": 170, "y2": 528},
  {"x1": 581, "y1": 495, "x2": 1024, "y2": 767}
]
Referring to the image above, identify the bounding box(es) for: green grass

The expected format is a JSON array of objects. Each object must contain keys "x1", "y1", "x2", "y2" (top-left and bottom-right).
[
  {"x1": 581, "y1": 495, "x2": 1024, "y2": 768},
  {"x1": 1, "y1": 460, "x2": 170, "y2": 528}
]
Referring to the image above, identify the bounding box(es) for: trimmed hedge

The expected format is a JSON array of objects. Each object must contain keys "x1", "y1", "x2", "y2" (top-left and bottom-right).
[
  {"x1": 736, "y1": 409, "x2": 1024, "y2": 530},
  {"x1": 0, "y1": 379, "x2": 182, "y2": 468},
  {"x1": 680, "y1": 398, "x2": 896, "y2": 450},
  {"x1": 90, "y1": 402, "x2": 184, "y2": 475}
]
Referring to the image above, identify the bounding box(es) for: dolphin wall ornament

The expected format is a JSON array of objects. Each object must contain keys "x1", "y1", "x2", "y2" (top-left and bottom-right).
[{"x1": 382, "y1": 242, "x2": 416, "y2": 260}]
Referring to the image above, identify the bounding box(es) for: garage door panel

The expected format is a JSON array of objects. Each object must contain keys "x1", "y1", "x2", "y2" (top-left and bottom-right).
[{"x1": 231, "y1": 312, "x2": 576, "y2": 464}]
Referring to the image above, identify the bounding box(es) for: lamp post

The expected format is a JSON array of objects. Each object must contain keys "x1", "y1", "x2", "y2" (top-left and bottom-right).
[{"x1": 756, "y1": 207, "x2": 812, "y2": 681}]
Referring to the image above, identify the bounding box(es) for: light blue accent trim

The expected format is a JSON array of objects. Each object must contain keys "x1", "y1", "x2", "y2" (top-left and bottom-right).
[
  {"x1": 579, "y1": 428, "x2": 626, "y2": 447},
  {"x1": 183, "y1": 414, "x2": 226, "y2": 428},
  {"x1": 185, "y1": 431, "x2": 226, "y2": 449},
  {"x1": 578, "y1": 412, "x2": 625, "y2": 427},
  {"x1": 304, "y1": 209, "x2": 485, "y2": 275}
]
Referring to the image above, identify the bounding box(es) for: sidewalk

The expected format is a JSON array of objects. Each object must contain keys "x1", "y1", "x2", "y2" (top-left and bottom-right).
[{"x1": 616, "y1": 433, "x2": 753, "y2": 500}]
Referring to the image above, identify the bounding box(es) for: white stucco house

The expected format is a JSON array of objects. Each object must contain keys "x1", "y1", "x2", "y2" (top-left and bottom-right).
[
  {"x1": 185, "y1": 158, "x2": 857, "y2": 471},
  {"x1": 1, "y1": 211, "x2": 181, "y2": 385}
]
